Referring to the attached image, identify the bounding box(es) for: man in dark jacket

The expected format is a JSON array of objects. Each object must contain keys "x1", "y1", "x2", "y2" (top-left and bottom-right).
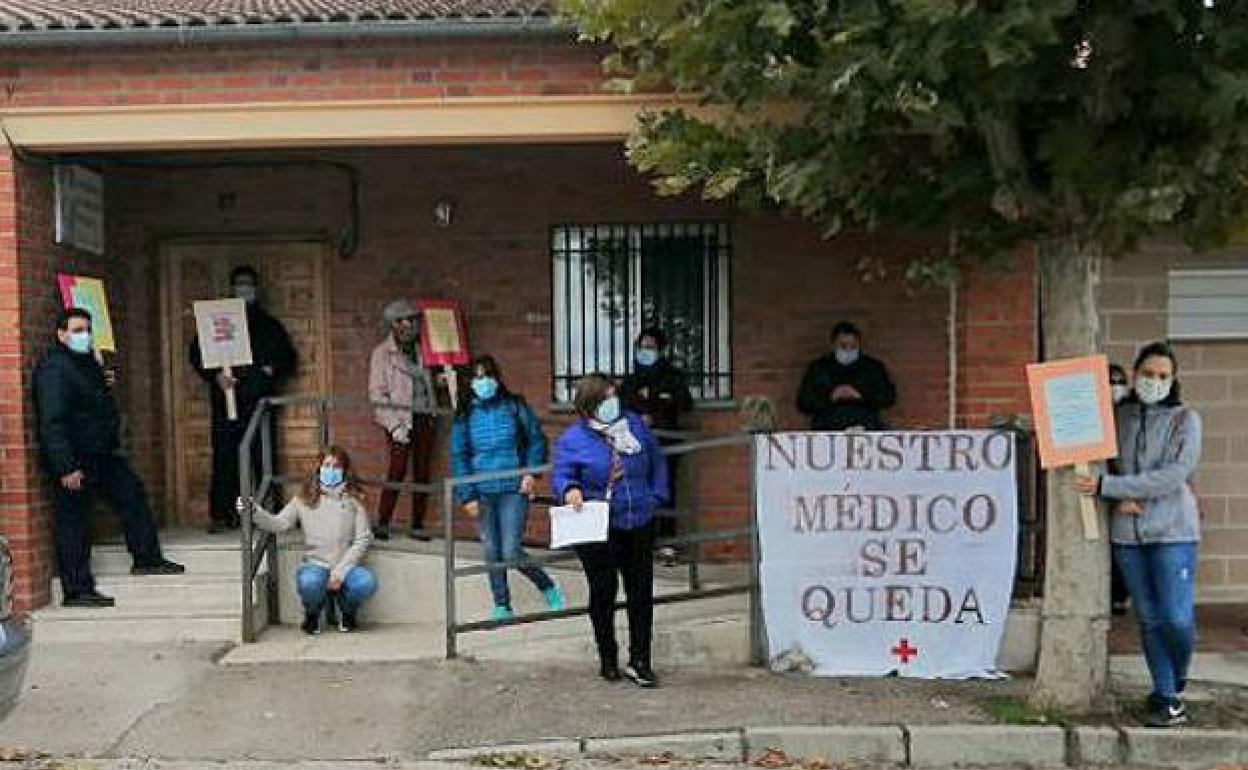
[
  {"x1": 619, "y1": 328, "x2": 693, "y2": 564},
  {"x1": 34, "y1": 308, "x2": 184, "y2": 608},
  {"x1": 190, "y1": 265, "x2": 297, "y2": 533},
  {"x1": 797, "y1": 321, "x2": 897, "y2": 431}
]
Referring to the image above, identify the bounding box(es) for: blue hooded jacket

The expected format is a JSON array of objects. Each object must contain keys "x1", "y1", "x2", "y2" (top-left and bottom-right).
[
  {"x1": 551, "y1": 412, "x2": 670, "y2": 530},
  {"x1": 450, "y1": 396, "x2": 546, "y2": 504}
]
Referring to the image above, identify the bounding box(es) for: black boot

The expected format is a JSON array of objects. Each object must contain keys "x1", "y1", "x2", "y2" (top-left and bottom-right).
[
  {"x1": 624, "y1": 660, "x2": 658, "y2": 688},
  {"x1": 301, "y1": 608, "x2": 321, "y2": 636},
  {"x1": 341, "y1": 606, "x2": 359, "y2": 632}
]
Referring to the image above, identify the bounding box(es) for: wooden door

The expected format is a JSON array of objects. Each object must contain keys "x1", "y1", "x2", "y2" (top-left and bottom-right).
[{"x1": 162, "y1": 240, "x2": 330, "y2": 527}]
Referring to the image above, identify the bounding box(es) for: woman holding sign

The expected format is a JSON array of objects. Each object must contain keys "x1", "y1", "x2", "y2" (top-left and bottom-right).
[
  {"x1": 553, "y1": 374, "x2": 670, "y2": 688},
  {"x1": 450, "y1": 355, "x2": 564, "y2": 621},
  {"x1": 1077, "y1": 342, "x2": 1202, "y2": 728}
]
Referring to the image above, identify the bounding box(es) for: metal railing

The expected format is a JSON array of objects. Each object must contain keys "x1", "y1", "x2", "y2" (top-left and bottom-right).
[{"x1": 236, "y1": 393, "x2": 764, "y2": 657}]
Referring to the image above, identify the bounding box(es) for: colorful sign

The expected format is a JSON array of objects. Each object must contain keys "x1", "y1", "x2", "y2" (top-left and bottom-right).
[
  {"x1": 56, "y1": 274, "x2": 115, "y2": 352},
  {"x1": 1025, "y1": 355, "x2": 1118, "y2": 469},
  {"x1": 417, "y1": 299, "x2": 470, "y2": 367},
  {"x1": 755, "y1": 431, "x2": 1018, "y2": 678},
  {"x1": 192, "y1": 299, "x2": 253, "y2": 370}
]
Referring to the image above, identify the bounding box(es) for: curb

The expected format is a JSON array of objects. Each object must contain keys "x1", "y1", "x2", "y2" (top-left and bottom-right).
[{"x1": 428, "y1": 724, "x2": 1248, "y2": 768}]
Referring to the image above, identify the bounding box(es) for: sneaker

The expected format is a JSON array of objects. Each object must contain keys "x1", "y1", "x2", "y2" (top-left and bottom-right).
[
  {"x1": 543, "y1": 586, "x2": 566, "y2": 611},
  {"x1": 341, "y1": 608, "x2": 359, "y2": 632},
  {"x1": 301, "y1": 610, "x2": 321, "y2": 636},
  {"x1": 599, "y1": 662, "x2": 621, "y2": 682},
  {"x1": 656, "y1": 546, "x2": 679, "y2": 567},
  {"x1": 1144, "y1": 699, "x2": 1188, "y2": 728},
  {"x1": 62, "y1": 590, "x2": 115, "y2": 608},
  {"x1": 371, "y1": 525, "x2": 391, "y2": 542},
  {"x1": 409, "y1": 528, "x2": 432, "y2": 542},
  {"x1": 623, "y1": 662, "x2": 659, "y2": 688},
  {"x1": 131, "y1": 559, "x2": 186, "y2": 576},
  {"x1": 490, "y1": 605, "x2": 513, "y2": 622}
]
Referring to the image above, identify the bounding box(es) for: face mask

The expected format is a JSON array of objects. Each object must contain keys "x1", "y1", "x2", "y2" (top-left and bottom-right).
[
  {"x1": 1135, "y1": 376, "x2": 1172, "y2": 405},
  {"x1": 472, "y1": 377, "x2": 499, "y2": 401},
  {"x1": 635, "y1": 349, "x2": 659, "y2": 367},
  {"x1": 594, "y1": 395, "x2": 621, "y2": 425},
  {"x1": 1111, "y1": 384, "x2": 1130, "y2": 404},
  {"x1": 67, "y1": 331, "x2": 93, "y2": 355},
  {"x1": 835, "y1": 348, "x2": 860, "y2": 366},
  {"x1": 319, "y1": 466, "x2": 345, "y2": 489},
  {"x1": 234, "y1": 285, "x2": 258, "y2": 305}
]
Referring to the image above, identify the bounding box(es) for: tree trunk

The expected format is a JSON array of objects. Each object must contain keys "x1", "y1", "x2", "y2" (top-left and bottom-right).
[{"x1": 1030, "y1": 234, "x2": 1111, "y2": 712}]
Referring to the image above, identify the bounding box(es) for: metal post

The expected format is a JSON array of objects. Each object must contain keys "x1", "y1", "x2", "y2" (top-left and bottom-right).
[
  {"x1": 747, "y1": 435, "x2": 766, "y2": 666},
  {"x1": 443, "y1": 481, "x2": 458, "y2": 660},
  {"x1": 239, "y1": 417, "x2": 256, "y2": 644},
  {"x1": 261, "y1": 409, "x2": 279, "y2": 625},
  {"x1": 316, "y1": 397, "x2": 329, "y2": 452},
  {"x1": 687, "y1": 448, "x2": 702, "y2": 592}
]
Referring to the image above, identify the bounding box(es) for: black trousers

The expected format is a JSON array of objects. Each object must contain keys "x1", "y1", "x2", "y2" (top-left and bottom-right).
[
  {"x1": 210, "y1": 415, "x2": 271, "y2": 522},
  {"x1": 656, "y1": 454, "x2": 681, "y2": 540},
  {"x1": 52, "y1": 453, "x2": 164, "y2": 595},
  {"x1": 575, "y1": 522, "x2": 656, "y2": 667}
]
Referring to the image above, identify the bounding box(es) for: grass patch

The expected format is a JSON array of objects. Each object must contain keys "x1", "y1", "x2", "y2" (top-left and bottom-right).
[{"x1": 985, "y1": 697, "x2": 1068, "y2": 726}]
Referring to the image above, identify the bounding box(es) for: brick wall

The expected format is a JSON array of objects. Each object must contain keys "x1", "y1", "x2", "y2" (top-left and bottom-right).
[
  {"x1": 1100, "y1": 239, "x2": 1248, "y2": 602},
  {"x1": 1, "y1": 37, "x2": 606, "y2": 107}
]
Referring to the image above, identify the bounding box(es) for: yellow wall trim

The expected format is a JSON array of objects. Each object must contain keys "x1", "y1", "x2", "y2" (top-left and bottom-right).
[{"x1": 0, "y1": 94, "x2": 711, "y2": 152}]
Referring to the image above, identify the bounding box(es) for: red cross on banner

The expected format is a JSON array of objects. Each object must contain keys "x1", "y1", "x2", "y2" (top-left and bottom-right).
[{"x1": 891, "y1": 638, "x2": 918, "y2": 664}]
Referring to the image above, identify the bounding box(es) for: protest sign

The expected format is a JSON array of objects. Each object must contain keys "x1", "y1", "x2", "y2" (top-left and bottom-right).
[
  {"x1": 417, "y1": 299, "x2": 470, "y2": 408},
  {"x1": 1026, "y1": 355, "x2": 1117, "y2": 539},
  {"x1": 193, "y1": 298, "x2": 253, "y2": 421},
  {"x1": 56, "y1": 274, "x2": 115, "y2": 354},
  {"x1": 755, "y1": 431, "x2": 1018, "y2": 678}
]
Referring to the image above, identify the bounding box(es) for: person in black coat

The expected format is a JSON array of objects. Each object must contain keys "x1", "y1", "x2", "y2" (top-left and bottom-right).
[
  {"x1": 796, "y1": 321, "x2": 897, "y2": 431},
  {"x1": 189, "y1": 265, "x2": 298, "y2": 533},
  {"x1": 619, "y1": 328, "x2": 693, "y2": 564},
  {"x1": 34, "y1": 308, "x2": 184, "y2": 608}
]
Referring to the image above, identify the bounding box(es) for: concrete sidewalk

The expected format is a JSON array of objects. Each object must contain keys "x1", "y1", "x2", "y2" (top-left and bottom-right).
[{"x1": 1, "y1": 638, "x2": 1246, "y2": 766}]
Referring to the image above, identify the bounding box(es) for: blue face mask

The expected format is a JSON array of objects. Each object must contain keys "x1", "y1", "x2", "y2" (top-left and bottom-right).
[
  {"x1": 472, "y1": 377, "x2": 499, "y2": 401},
  {"x1": 835, "y1": 347, "x2": 860, "y2": 366},
  {"x1": 594, "y1": 395, "x2": 621, "y2": 425},
  {"x1": 319, "y1": 466, "x2": 345, "y2": 489},
  {"x1": 635, "y1": 349, "x2": 659, "y2": 368},
  {"x1": 67, "y1": 330, "x2": 93, "y2": 355}
]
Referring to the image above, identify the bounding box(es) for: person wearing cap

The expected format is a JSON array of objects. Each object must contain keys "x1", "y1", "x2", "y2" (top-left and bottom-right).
[
  {"x1": 369, "y1": 299, "x2": 441, "y2": 540},
  {"x1": 190, "y1": 265, "x2": 298, "y2": 534}
]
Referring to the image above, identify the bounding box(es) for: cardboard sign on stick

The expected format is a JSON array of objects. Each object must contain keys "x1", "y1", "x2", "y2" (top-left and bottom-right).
[
  {"x1": 417, "y1": 299, "x2": 470, "y2": 409},
  {"x1": 193, "y1": 299, "x2": 253, "y2": 421},
  {"x1": 57, "y1": 274, "x2": 116, "y2": 354},
  {"x1": 1026, "y1": 354, "x2": 1118, "y2": 540}
]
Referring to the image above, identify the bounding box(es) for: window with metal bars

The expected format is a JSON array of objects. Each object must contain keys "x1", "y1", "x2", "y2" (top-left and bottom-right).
[{"x1": 551, "y1": 222, "x2": 732, "y2": 404}]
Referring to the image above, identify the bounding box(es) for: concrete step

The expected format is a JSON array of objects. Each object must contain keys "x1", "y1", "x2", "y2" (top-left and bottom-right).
[
  {"x1": 88, "y1": 541, "x2": 245, "y2": 576},
  {"x1": 50, "y1": 572, "x2": 264, "y2": 613},
  {"x1": 34, "y1": 590, "x2": 269, "y2": 643}
]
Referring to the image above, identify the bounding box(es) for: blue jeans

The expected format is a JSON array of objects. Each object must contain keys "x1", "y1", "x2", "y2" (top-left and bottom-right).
[
  {"x1": 1113, "y1": 542, "x2": 1198, "y2": 700},
  {"x1": 296, "y1": 564, "x2": 378, "y2": 614},
  {"x1": 477, "y1": 493, "x2": 553, "y2": 609}
]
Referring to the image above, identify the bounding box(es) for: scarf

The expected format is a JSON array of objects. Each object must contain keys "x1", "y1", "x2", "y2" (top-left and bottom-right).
[{"x1": 590, "y1": 417, "x2": 642, "y2": 455}]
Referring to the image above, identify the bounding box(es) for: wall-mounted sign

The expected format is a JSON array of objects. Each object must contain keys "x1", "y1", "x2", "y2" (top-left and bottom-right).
[{"x1": 54, "y1": 165, "x2": 105, "y2": 255}]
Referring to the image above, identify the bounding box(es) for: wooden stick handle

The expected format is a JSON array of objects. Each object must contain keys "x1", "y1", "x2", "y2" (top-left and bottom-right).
[
  {"x1": 1075, "y1": 462, "x2": 1099, "y2": 541},
  {"x1": 224, "y1": 365, "x2": 239, "y2": 422},
  {"x1": 444, "y1": 364, "x2": 458, "y2": 411}
]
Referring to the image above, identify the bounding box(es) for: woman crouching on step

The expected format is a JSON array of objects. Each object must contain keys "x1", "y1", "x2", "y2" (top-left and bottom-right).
[{"x1": 238, "y1": 446, "x2": 377, "y2": 635}]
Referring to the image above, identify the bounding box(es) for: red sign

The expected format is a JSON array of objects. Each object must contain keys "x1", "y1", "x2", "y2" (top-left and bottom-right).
[{"x1": 417, "y1": 299, "x2": 470, "y2": 367}]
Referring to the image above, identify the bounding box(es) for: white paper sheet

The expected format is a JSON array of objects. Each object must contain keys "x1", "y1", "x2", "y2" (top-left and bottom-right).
[{"x1": 549, "y1": 501, "x2": 609, "y2": 549}]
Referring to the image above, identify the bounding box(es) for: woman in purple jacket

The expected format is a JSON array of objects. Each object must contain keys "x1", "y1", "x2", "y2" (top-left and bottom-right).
[{"x1": 553, "y1": 374, "x2": 670, "y2": 687}]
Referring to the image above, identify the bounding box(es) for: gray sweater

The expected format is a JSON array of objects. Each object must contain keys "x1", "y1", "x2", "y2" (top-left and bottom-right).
[
  {"x1": 252, "y1": 490, "x2": 373, "y2": 580},
  {"x1": 1101, "y1": 401, "x2": 1202, "y2": 545}
]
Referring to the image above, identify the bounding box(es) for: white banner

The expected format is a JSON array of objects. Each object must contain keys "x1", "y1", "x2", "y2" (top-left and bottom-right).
[{"x1": 755, "y1": 431, "x2": 1018, "y2": 678}]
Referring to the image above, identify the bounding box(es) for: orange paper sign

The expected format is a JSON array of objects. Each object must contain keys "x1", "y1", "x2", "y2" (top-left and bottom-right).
[{"x1": 1026, "y1": 355, "x2": 1118, "y2": 469}]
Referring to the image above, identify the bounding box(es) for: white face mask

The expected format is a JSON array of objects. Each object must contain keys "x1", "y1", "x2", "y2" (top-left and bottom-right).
[
  {"x1": 1111, "y1": 384, "x2": 1130, "y2": 404},
  {"x1": 1135, "y1": 376, "x2": 1172, "y2": 405}
]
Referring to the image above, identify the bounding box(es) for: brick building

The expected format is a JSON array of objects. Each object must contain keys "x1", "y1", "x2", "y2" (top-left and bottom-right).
[{"x1": 0, "y1": 1, "x2": 1242, "y2": 613}]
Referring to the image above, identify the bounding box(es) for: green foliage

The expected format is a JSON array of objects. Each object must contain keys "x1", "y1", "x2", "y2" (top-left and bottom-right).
[{"x1": 562, "y1": 0, "x2": 1248, "y2": 272}]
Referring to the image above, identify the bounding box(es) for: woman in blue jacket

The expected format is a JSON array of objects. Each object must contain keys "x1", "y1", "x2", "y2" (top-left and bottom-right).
[
  {"x1": 553, "y1": 374, "x2": 670, "y2": 687},
  {"x1": 452, "y1": 356, "x2": 564, "y2": 621},
  {"x1": 1077, "y1": 342, "x2": 1202, "y2": 728}
]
